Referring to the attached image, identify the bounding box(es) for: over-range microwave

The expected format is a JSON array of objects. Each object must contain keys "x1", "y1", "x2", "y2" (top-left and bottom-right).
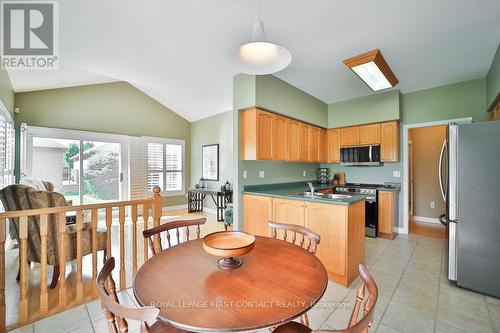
[{"x1": 340, "y1": 145, "x2": 381, "y2": 166}]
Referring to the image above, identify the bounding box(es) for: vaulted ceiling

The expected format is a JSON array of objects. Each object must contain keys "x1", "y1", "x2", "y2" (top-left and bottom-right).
[{"x1": 7, "y1": 0, "x2": 500, "y2": 121}]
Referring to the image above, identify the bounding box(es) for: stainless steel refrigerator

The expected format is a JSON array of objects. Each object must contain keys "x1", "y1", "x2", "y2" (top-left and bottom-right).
[{"x1": 439, "y1": 121, "x2": 500, "y2": 297}]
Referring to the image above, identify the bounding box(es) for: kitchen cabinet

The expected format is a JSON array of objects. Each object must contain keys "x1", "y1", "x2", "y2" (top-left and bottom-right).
[
  {"x1": 380, "y1": 121, "x2": 399, "y2": 162},
  {"x1": 287, "y1": 119, "x2": 301, "y2": 162},
  {"x1": 319, "y1": 129, "x2": 327, "y2": 163},
  {"x1": 490, "y1": 101, "x2": 500, "y2": 121},
  {"x1": 340, "y1": 126, "x2": 360, "y2": 146},
  {"x1": 326, "y1": 129, "x2": 341, "y2": 163},
  {"x1": 274, "y1": 115, "x2": 289, "y2": 161},
  {"x1": 245, "y1": 194, "x2": 365, "y2": 286},
  {"x1": 243, "y1": 194, "x2": 273, "y2": 237},
  {"x1": 378, "y1": 190, "x2": 398, "y2": 239},
  {"x1": 299, "y1": 123, "x2": 309, "y2": 161},
  {"x1": 308, "y1": 126, "x2": 321, "y2": 162},
  {"x1": 241, "y1": 108, "x2": 274, "y2": 160},
  {"x1": 359, "y1": 123, "x2": 381, "y2": 145}
]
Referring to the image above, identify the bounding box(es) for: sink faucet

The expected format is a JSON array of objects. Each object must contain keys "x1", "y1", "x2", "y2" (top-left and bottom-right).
[{"x1": 307, "y1": 181, "x2": 315, "y2": 194}]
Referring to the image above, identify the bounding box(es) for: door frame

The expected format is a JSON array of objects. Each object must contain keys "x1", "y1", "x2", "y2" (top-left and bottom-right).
[
  {"x1": 402, "y1": 117, "x2": 472, "y2": 235},
  {"x1": 23, "y1": 125, "x2": 130, "y2": 202}
]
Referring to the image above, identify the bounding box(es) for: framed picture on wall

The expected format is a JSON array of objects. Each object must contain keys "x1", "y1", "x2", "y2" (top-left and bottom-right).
[{"x1": 202, "y1": 144, "x2": 219, "y2": 181}]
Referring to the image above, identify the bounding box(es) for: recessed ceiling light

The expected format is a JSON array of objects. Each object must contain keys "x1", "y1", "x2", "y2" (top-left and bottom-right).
[{"x1": 343, "y1": 49, "x2": 398, "y2": 91}]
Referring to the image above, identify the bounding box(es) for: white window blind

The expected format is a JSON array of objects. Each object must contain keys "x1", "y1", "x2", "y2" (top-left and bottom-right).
[
  {"x1": 0, "y1": 105, "x2": 15, "y2": 190},
  {"x1": 146, "y1": 138, "x2": 184, "y2": 195}
]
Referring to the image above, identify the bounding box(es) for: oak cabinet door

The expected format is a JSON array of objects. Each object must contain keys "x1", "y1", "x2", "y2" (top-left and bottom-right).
[
  {"x1": 319, "y1": 129, "x2": 327, "y2": 163},
  {"x1": 327, "y1": 129, "x2": 340, "y2": 163},
  {"x1": 243, "y1": 194, "x2": 273, "y2": 237},
  {"x1": 380, "y1": 121, "x2": 399, "y2": 162},
  {"x1": 308, "y1": 126, "x2": 321, "y2": 162},
  {"x1": 274, "y1": 116, "x2": 288, "y2": 161},
  {"x1": 378, "y1": 191, "x2": 393, "y2": 235},
  {"x1": 256, "y1": 110, "x2": 275, "y2": 160},
  {"x1": 287, "y1": 120, "x2": 301, "y2": 162},
  {"x1": 340, "y1": 127, "x2": 360, "y2": 146},
  {"x1": 359, "y1": 123, "x2": 381, "y2": 145},
  {"x1": 305, "y1": 202, "x2": 346, "y2": 275},
  {"x1": 272, "y1": 198, "x2": 305, "y2": 227},
  {"x1": 299, "y1": 123, "x2": 309, "y2": 162}
]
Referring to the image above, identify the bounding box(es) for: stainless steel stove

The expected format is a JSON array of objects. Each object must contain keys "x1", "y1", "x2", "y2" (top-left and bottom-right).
[{"x1": 335, "y1": 183, "x2": 379, "y2": 238}]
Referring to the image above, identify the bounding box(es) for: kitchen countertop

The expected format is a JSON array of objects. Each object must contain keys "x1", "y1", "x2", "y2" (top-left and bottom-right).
[{"x1": 243, "y1": 182, "x2": 366, "y2": 206}]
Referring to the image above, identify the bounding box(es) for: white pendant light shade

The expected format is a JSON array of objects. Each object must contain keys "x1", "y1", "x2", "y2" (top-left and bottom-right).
[{"x1": 238, "y1": 20, "x2": 292, "y2": 75}]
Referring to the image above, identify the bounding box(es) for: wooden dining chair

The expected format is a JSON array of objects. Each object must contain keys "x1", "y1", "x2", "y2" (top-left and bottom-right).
[
  {"x1": 143, "y1": 218, "x2": 206, "y2": 255},
  {"x1": 268, "y1": 221, "x2": 321, "y2": 254},
  {"x1": 97, "y1": 257, "x2": 188, "y2": 333},
  {"x1": 273, "y1": 264, "x2": 378, "y2": 333}
]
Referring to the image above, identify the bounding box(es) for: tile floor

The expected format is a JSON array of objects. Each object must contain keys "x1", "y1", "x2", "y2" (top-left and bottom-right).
[{"x1": 10, "y1": 233, "x2": 500, "y2": 333}]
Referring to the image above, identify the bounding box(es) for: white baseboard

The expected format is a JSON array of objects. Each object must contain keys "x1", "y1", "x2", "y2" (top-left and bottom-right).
[
  {"x1": 412, "y1": 216, "x2": 440, "y2": 224},
  {"x1": 162, "y1": 204, "x2": 188, "y2": 212},
  {"x1": 393, "y1": 227, "x2": 406, "y2": 234}
]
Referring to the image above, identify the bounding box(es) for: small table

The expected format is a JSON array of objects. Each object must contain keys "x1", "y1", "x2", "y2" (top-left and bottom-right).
[
  {"x1": 133, "y1": 236, "x2": 328, "y2": 332},
  {"x1": 188, "y1": 188, "x2": 232, "y2": 222}
]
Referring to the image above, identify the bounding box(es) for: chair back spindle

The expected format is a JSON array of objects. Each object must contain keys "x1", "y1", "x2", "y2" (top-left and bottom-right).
[
  {"x1": 143, "y1": 218, "x2": 206, "y2": 255},
  {"x1": 268, "y1": 221, "x2": 320, "y2": 254}
]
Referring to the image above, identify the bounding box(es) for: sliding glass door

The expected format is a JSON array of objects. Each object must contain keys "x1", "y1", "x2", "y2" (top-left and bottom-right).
[{"x1": 24, "y1": 126, "x2": 129, "y2": 205}]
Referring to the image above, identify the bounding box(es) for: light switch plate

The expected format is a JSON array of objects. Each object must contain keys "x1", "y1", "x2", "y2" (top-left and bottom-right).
[
  {"x1": 258, "y1": 171, "x2": 265, "y2": 179},
  {"x1": 303, "y1": 170, "x2": 307, "y2": 177},
  {"x1": 243, "y1": 171, "x2": 247, "y2": 179},
  {"x1": 393, "y1": 170, "x2": 401, "y2": 178},
  {"x1": 430, "y1": 201, "x2": 435, "y2": 209}
]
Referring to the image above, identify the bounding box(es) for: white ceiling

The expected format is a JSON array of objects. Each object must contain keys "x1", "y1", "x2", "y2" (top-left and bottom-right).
[{"x1": 7, "y1": 0, "x2": 500, "y2": 122}]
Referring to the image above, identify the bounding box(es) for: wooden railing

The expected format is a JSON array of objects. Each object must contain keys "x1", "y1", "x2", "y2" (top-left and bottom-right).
[{"x1": 0, "y1": 186, "x2": 164, "y2": 332}]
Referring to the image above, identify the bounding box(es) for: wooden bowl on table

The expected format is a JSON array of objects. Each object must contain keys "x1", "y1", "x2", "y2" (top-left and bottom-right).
[{"x1": 203, "y1": 231, "x2": 256, "y2": 270}]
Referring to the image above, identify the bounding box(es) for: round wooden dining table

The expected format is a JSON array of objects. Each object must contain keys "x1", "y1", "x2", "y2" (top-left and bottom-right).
[{"x1": 133, "y1": 236, "x2": 328, "y2": 332}]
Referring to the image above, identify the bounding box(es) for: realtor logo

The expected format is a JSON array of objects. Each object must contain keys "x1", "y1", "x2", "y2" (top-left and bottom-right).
[{"x1": 1, "y1": 1, "x2": 59, "y2": 70}]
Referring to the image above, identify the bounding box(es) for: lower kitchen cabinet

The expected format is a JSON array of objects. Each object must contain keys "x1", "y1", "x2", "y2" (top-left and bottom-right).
[
  {"x1": 378, "y1": 190, "x2": 398, "y2": 239},
  {"x1": 243, "y1": 194, "x2": 272, "y2": 237},
  {"x1": 243, "y1": 194, "x2": 365, "y2": 286}
]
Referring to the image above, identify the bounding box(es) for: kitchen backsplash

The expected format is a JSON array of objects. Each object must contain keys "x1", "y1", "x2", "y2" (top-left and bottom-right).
[{"x1": 321, "y1": 162, "x2": 402, "y2": 184}]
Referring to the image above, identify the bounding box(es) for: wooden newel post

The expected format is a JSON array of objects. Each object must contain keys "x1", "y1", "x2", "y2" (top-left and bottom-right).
[{"x1": 152, "y1": 186, "x2": 162, "y2": 228}]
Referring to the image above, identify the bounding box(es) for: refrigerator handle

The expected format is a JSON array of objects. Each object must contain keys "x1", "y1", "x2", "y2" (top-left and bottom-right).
[{"x1": 438, "y1": 139, "x2": 447, "y2": 202}]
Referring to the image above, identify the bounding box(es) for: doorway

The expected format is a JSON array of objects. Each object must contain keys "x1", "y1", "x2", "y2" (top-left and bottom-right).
[
  {"x1": 22, "y1": 125, "x2": 129, "y2": 204},
  {"x1": 408, "y1": 125, "x2": 447, "y2": 238}
]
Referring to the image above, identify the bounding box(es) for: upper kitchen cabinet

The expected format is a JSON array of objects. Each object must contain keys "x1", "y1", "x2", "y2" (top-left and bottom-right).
[
  {"x1": 299, "y1": 123, "x2": 309, "y2": 161},
  {"x1": 308, "y1": 126, "x2": 321, "y2": 162},
  {"x1": 319, "y1": 129, "x2": 327, "y2": 163},
  {"x1": 242, "y1": 108, "x2": 274, "y2": 160},
  {"x1": 327, "y1": 129, "x2": 340, "y2": 163},
  {"x1": 274, "y1": 115, "x2": 289, "y2": 160},
  {"x1": 340, "y1": 126, "x2": 359, "y2": 146},
  {"x1": 287, "y1": 119, "x2": 301, "y2": 162},
  {"x1": 359, "y1": 123, "x2": 381, "y2": 144},
  {"x1": 380, "y1": 121, "x2": 399, "y2": 162}
]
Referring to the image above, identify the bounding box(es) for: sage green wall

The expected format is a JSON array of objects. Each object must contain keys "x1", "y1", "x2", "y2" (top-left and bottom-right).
[
  {"x1": 191, "y1": 110, "x2": 233, "y2": 209},
  {"x1": 328, "y1": 90, "x2": 401, "y2": 128},
  {"x1": 14, "y1": 82, "x2": 191, "y2": 207},
  {"x1": 255, "y1": 75, "x2": 328, "y2": 127},
  {"x1": 233, "y1": 74, "x2": 328, "y2": 229},
  {"x1": 487, "y1": 43, "x2": 500, "y2": 107},
  {"x1": 0, "y1": 69, "x2": 14, "y2": 116}
]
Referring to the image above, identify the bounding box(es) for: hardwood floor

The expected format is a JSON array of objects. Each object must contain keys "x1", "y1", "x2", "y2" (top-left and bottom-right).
[
  {"x1": 4, "y1": 209, "x2": 226, "y2": 331},
  {"x1": 409, "y1": 218, "x2": 446, "y2": 239}
]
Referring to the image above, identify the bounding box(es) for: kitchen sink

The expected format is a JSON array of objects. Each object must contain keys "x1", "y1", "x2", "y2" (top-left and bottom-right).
[
  {"x1": 323, "y1": 194, "x2": 352, "y2": 199},
  {"x1": 295, "y1": 191, "x2": 324, "y2": 197},
  {"x1": 293, "y1": 192, "x2": 352, "y2": 200}
]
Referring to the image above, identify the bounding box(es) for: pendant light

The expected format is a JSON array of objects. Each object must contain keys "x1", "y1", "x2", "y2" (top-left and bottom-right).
[{"x1": 238, "y1": 0, "x2": 292, "y2": 75}]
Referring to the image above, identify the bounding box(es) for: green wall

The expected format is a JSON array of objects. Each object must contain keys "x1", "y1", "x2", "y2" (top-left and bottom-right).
[
  {"x1": 0, "y1": 69, "x2": 14, "y2": 116},
  {"x1": 14, "y1": 82, "x2": 191, "y2": 206},
  {"x1": 191, "y1": 110, "x2": 233, "y2": 209},
  {"x1": 487, "y1": 43, "x2": 500, "y2": 107},
  {"x1": 328, "y1": 90, "x2": 401, "y2": 128},
  {"x1": 255, "y1": 75, "x2": 328, "y2": 127}
]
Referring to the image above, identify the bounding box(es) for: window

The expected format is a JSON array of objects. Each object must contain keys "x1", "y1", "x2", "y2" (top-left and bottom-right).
[
  {"x1": 0, "y1": 104, "x2": 15, "y2": 190},
  {"x1": 147, "y1": 139, "x2": 184, "y2": 195}
]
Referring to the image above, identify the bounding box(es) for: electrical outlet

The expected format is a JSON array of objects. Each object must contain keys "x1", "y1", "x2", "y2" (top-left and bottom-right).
[
  {"x1": 303, "y1": 170, "x2": 307, "y2": 177},
  {"x1": 258, "y1": 171, "x2": 265, "y2": 179},
  {"x1": 393, "y1": 170, "x2": 401, "y2": 178},
  {"x1": 430, "y1": 201, "x2": 435, "y2": 209},
  {"x1": 243, "y1": 170, "x2": 247, "y2": 179}
]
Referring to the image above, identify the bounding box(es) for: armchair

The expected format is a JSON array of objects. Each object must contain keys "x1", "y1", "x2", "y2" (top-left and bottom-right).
[{"x1": 0, "y1": 184, "x2": 107, "y2": 289}]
